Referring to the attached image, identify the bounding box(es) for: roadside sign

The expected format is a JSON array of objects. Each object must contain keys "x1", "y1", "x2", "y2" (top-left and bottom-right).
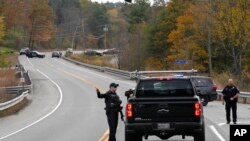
[
  {"x1": 175, "y1": 60, "x2": 188, "y2": 64},
  {"x1": 20, "y1": 77, "x2": 25, "y2": 83}
]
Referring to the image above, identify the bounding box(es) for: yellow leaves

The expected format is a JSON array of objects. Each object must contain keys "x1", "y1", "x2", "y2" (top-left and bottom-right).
[
  {"x1": 79, "y1": 0, "x2": 91, "y2": 13},
  {"x1": 167, "y1": 4, "x2": 208, "y2": 72},
  {"x1": 213, "y1": 0, "x2": 250, "y2": 48},
  {"x1": 145, "y1": 57, "x2": 164, "y2": 70},
  {"x1": 108, "y1": 9, "x2": 118, "y2": 19},
  {"x1": 30, "y1": 0, "x2": 55, "y2": 42},
  {"x1": 0, "y1": 16, "x2": 5, "y2": 43}
]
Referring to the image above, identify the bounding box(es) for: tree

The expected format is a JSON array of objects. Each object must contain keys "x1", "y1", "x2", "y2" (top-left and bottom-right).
[
  {"x1": 79, "y1": 0, "x2": 91, "y2": 15},
  {"x1": 120, "y1": 24, "x2": 147, "y2": 71},
  {"x1": 1, "y1": 0, "x2": 31, "y2": 48},
  {"x1": 2, "y1": 0, "x2": 30, "y2": 30},
  {"x1": 0, "y1": 16, "x2": 5, "y2": 44},
  {"x1": 146, "y1": 0, "x2": 192, "y2": 69},
  {"x1": 167, "y1": 4, "x2": 208, "y2": 71},
  {"x1": 212, "y1": 0, "x2": 250, "y2": 74},
  {"x1": 28, "y1": 0, "x2": 55, "y2": 48}
]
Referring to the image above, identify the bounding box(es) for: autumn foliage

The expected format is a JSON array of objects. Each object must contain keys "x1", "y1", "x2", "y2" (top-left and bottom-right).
[
  {"x1": 0, "y1": 0, "x2": 249, "y2": 76},
  {"x1": 0, "y1": 16, "x2": 4, "y2": 44},
  {"x1": 1, "y1": 0, "x2": 54, "y2": 48}
]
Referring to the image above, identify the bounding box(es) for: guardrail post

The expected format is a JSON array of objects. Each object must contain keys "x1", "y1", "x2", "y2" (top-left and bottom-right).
[
  {"x1": 243, "y1": 98, "x2": 247, "y2": 104},
  {"x1": 101, "y1": 67, "x2": 105, "y2": 72}
]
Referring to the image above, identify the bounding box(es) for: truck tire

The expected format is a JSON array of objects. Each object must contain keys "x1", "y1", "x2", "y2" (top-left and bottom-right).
[
  {"x1": 194, "y1": 124, "x2": 205, "y2": 141},
  {"x1": 202, "y1": 100, "x2": 208, "y2": 106},
  {"x1": 125, "y1": 132, "x2": 142, "y2": 141}
]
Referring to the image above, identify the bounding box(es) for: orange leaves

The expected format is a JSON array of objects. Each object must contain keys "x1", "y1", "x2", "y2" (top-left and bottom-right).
[
  {"x1": 167, "y1": 3, "x2": 208, "y2": 71},
  {"x1": 2, "y1": 0, "x2": 30, "y2": 29},
  {"x1": 145, "y1": 57, "x2": 164, "y2": 70},
  {"x1": 29, "y1": 0, "x2": 55, "y2": 42},
  {"x1": 2, "y1": 0, "x2": 54, "y2": 43},
  {"x1": 33, "y1": 22, "x2": 55, "y2": 42}
]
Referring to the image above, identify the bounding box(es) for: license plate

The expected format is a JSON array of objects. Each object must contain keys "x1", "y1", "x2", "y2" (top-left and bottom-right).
[{"x1": 157, "y1": 123, "x2": 170, "y2": 130}]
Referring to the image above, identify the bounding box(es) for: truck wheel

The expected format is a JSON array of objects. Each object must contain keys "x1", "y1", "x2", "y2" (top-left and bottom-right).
[
  {"x1": 125, "y1": 132, "x2": 142, "y2": 141},
  {"x1": 202, "y1": 100, "x2": 208, "y2": 106},
  {"x1": 194, "y1": 124, "x2": 205, "y2": 141}
]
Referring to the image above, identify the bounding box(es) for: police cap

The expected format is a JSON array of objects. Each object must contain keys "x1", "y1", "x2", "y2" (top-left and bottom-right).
[{"x1": 110, "y1": 83, "x2": 119, "y2": 88}]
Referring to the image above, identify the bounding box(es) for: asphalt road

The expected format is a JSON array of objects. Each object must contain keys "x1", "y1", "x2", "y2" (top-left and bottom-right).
[{"x1": 0, "y1": 53, "x2": 250, "y2": 141}]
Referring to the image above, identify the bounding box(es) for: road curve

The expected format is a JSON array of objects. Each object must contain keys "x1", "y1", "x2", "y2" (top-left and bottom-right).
[{"x1": 0, "y1": 53, "x2": 249, "y2": 141}]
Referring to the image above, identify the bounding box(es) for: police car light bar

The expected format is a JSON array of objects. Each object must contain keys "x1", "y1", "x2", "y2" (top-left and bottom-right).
[{"x1": 133, "y1": 69, "x2": 198, "y2": 75}]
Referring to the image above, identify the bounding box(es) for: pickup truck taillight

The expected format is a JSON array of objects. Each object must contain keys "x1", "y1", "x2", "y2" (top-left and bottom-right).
[
  {"x1": 195, "y1": 102, "x2": 201, "y2": 117},
  {"x1": 212, "y1": 85, "x2": 217, "y2": 91},
  {"x1": 126, "y1": 103, "x2": 133, "y2": 118}
]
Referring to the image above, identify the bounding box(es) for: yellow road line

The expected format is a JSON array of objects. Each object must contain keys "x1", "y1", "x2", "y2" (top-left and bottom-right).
[
  {"x1": 61, "y1": 70, "x2": 105, "y2": 91},
  {"x1": 103, "y1": 135, "x2": 109, "y2": 141},
  {"x1": 61, "y1": 70, "x2": 110, "y2": 141},
  {"x1": 45, "y1": 61, "x2": 109, "y2": 141},
  {"x1": 98, "y1": 129, "x2": 109, "y2": 141}
]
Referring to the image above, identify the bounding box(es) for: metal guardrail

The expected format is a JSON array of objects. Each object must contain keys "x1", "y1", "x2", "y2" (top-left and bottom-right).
[
  {"x1": 62, "y1": 56, "x2": 250, "y2": 103},
  {"x1": 217, "y1": 90, "x2": 250, "y2": 104},
  {"x1": 104, "y1": 67, "x2": 131, "y2": 77},
  {"x1": 62, "y1": 56, "x2": 135, "y2": 78},
  {"x1": 0, "y1": 91, "x2": 29, "y2": 111},
  {"x1": 133, "y1": 70, "x2": 198, "y2": 74},
  {"x1": 62, "y1": 57, "x2": 103, "y2": 71},
  {"x1": 0, "y1": 64, "x2": 32, "y2": 111},
  {"x1": 3, "y1": 67, "x2": 33, "y2": 94},
  {"x1": 23, "y1": 71, "x2": 32, "y2": 85},
  {"x1": 5, "y1": 85, "x2": 32, "y2": 94}
]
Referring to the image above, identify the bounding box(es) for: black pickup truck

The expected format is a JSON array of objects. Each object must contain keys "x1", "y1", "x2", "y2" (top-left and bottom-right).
[{"x1": 125, "y1": 76, "x2": 205, "y2": 141}]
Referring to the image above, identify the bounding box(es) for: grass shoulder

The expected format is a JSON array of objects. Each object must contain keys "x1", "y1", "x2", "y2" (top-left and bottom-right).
[{"x1": 69, "y1": 54, "x2": 118, "y2": 69}]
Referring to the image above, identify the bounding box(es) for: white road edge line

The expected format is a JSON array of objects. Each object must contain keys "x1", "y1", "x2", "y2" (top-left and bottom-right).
[
  {"x1": 209, "y1": 125, "x2": 226, "y2": 141},
  {"x1": 0, "y1": 69, "x2": 63, "y2": 140},
  {"x1": 26, "y1": 57, "x2": 34, "y2": 67},
  {"x1": 218, "y1": 123, "x2": 226, "y2": 126}
]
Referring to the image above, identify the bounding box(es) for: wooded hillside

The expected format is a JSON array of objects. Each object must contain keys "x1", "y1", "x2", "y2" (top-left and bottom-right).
[{"x1": 0, "y1": 0, "x2": 249, "y2": 78}]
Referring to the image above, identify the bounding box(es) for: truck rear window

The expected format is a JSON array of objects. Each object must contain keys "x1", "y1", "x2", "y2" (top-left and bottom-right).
[
  {"x1": 192, "y1": 78, "x2": 213, "y2": 87},
  {"x1": 136, "y1": 79, "x2": 195, "y2": 97}
]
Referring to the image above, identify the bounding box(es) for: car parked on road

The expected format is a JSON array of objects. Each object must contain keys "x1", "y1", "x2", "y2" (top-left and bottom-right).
[
  {"x1": 103, "y1": 48, "x2": 119, "y2": 55},
  {"x1": 52, "y1": 51, "x2": 62, "y2": 58},
  {"x1": 84, "y1": 49, "x2": 103, "y2": 56},
  {"x1": 191, "y1": 76, "x2": 218, "y2": 106},
  {"x1": 26, "y1": 51, "x2": 45, "y2": 58},
  {"x1": 66, "y1": 48, "x2": 73, "y2": 53},
  {"x1": 19, "y1": 48, "x2": 30, "y2": 55}
]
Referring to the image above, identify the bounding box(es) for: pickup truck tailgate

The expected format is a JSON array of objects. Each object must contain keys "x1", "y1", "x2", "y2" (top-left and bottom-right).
[{"x1": 130, "y1": 98, "x2": 199, "y2": 122}]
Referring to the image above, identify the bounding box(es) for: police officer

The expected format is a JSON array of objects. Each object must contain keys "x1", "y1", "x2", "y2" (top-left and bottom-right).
[
  {"x1": 222, "y1": 79, "x2": 240, "y2": 124},
  {"x1": 96, "y1": 83, "x2": 123, "y2": 141}
]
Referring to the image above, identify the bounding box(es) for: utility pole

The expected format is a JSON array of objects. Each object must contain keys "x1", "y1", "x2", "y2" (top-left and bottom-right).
[
  {"x1": 208, "y1": 0, "x2": 212, "y2": 77},
  {"x1": 71, "y1": 25, "x2": 79, "y2": 49},
  {"x1": 197, "y1": 0, "x2": 213, "y2": 76},
  {"x1": 103, "y1": 25, "x2": 108, "y2": 49},
  {"x1": 72, "y1": 20, "x2": 81, "y2": 49},
  {"x1": 81, "y1": 18, "x2": 86, "y2": 49}
]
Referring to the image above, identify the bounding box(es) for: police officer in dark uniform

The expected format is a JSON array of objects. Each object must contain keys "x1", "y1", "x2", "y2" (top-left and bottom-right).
[
  {"x1": 222, "y1": 79, "x2": 240, "y2": 124},
  {"x1": 96, "y1": 83, "x2": 123, "y2": 141}
]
